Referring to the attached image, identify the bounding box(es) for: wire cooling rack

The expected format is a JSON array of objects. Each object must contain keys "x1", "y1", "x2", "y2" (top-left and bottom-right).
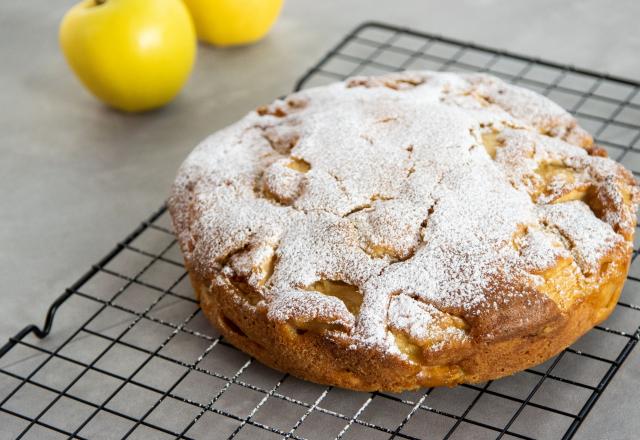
[{"x1": 2, "y1": 22, "x2": 640, "y2": 440}]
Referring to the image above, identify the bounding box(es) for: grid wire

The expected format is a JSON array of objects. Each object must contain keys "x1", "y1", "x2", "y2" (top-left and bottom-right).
[{"x1": 2, "y1": 22, "x2": 640, "y2": 440}]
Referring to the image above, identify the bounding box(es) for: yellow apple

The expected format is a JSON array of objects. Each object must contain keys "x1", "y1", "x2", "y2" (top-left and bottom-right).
[
  {"x1": 60, "y1": 0, "x2": 197, "y2": 112},
  {"x1": 183, "y1": 0, "x2": 284, "y2": 47}
]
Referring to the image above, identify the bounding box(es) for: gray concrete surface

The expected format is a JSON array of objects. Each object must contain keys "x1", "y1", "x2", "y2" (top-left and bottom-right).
[{"x1": 1, "y1": 0, "x2": 639, "y2": 438}]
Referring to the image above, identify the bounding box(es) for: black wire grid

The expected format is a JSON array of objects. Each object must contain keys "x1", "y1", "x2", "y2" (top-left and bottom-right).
[{"x1": 2, "y1": 22, "x2": 640, "y2": 440}]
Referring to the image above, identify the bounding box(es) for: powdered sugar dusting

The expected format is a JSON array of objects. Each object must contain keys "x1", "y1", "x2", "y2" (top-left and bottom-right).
[
  {"x1": 388, "y1": 294, "x2": 467, "y2": 349},
  {"x1": 539, "y1": 201, "x2": 624, "y2": 275},
  {"x1": 169, "y1": 71, "x2": 638, "y2": 360}
]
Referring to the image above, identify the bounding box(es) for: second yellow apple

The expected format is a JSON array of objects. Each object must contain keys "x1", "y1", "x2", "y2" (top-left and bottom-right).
[{"x1": 183, "y1": 0, "x2": 284, "y2": 46}]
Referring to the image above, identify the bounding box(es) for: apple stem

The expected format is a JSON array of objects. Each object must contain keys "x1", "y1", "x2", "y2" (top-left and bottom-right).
[{"x1": 94, "y1": 0, "x2": 106, "y2": 5}]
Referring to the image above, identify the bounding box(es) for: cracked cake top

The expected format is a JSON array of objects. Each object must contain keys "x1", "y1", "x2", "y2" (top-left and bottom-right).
[{"x1": 169, "y1": 71, "x2": 638, "y2": 359}]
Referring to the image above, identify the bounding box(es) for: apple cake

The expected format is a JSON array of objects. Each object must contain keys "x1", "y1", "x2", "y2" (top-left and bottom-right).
[{"x1": 168, "y1": 71, "x2": 639, "y2": 391}]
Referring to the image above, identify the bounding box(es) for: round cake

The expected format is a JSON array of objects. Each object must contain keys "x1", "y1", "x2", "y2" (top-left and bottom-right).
[{"x1": 169, "y1": 71, "x2": 639, "y2": 391}]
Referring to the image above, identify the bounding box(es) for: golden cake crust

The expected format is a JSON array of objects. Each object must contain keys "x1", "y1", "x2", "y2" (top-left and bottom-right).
[{"x1": 169, "y1": 71, "x2": 638, "y2": 391}]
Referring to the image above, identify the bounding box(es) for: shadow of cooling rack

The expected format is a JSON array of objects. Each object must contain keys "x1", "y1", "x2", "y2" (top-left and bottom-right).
[{"x1": 2, "y1": 21, "x2": 640, "y2": 440}]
